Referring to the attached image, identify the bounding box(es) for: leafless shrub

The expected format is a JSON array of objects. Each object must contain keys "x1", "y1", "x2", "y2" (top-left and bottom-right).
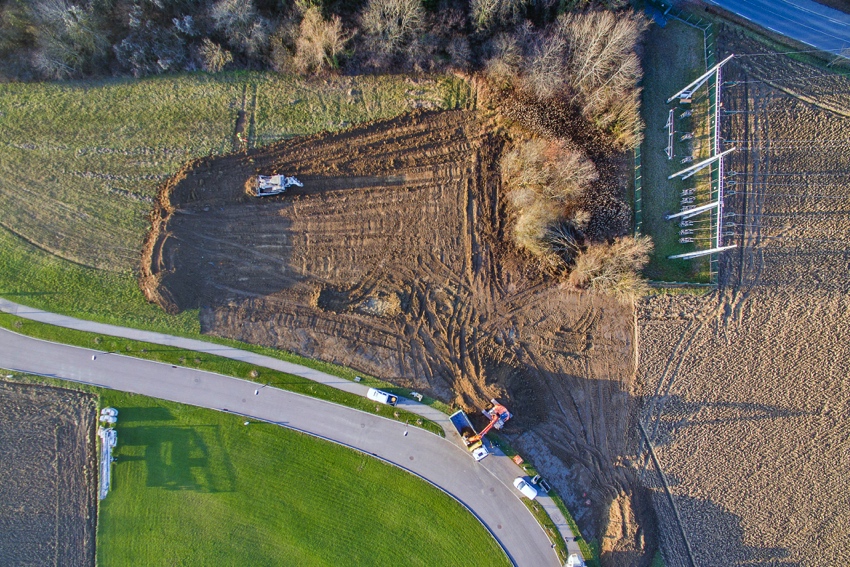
[
  {"x1": 29, "y1": 0, "x2": 108, "y2": 79},
  {"x1": 569, "y1": 235, "x2": 653, "y2": 302},
  {"x1": 484, "y1": 32, "x2": 523, "y2": 86},
  {"x1": 471, "y1": 0, "x2": 528, "y2": 32},
  {"x1": 446, "y1": 36, "x2": 472, "y2": 70},
  {"x1": 210, "y1": 0, "x2": 270, "y2": 56},
  {"x1": 544, "y1": 220, "x2": 584, "y2": 265},
  {"x1": 360, "y1": 0, "x2": 424, "y2": 55},
  {"x1": 501, "y1": 138, "x2": 597, "y2": 204},
  {"x1": 197, "y1": 38, "x2": 232, "y2": 72},
  {"x1": 513, "y1": 199, "x2": 560, "y2": 258},
  {"x1": 293, "y1": 6, "x2": 349, "y2": 74}
]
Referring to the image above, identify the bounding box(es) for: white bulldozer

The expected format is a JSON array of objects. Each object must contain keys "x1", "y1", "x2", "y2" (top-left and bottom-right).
[{"x1": 253, "y1": 174, "x2": 303, "y2": 197}]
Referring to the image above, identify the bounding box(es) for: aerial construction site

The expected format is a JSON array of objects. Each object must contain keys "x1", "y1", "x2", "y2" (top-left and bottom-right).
[{"x1": 1, "y1": 1, "x2": 848, "y2": 566}]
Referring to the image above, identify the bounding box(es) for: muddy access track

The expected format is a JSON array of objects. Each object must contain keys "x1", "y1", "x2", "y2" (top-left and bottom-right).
[{"x1": 141, "y1": 110, "x2": 651, "y2": 561}]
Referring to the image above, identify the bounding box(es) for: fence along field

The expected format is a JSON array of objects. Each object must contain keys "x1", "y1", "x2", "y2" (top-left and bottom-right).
[{"x1": 0, "y1": 73, "x2": 463, "y2": 326}]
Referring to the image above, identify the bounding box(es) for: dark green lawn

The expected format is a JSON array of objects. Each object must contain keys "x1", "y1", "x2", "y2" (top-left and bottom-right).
[{"x1": 94, "y1": 391, "x2": 509, "y2": 567}]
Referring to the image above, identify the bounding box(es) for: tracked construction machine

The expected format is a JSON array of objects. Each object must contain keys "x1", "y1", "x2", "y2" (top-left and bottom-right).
[
  {"x1": 252, "y1": 174, "x2": 302, "y2": 196},
  {"x1": 449, "y1": 399, "x2": 512, "y2": 461}
]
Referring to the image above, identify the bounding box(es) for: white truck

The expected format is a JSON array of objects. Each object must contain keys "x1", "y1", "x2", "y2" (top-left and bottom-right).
[
  {"x1": 253, "y1": 175, "x2": 302, "y2": 197},
  {"x1": 449, "y1": 410, "x2": 490, "y2": 461},
  {"x1": 366, "y1": 388, "x2": 398, "y2": 406}
]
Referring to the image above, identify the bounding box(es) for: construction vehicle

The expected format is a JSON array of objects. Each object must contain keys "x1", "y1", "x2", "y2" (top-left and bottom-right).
[
  {"x1": 253, "y1": 174, "x2": 303, "y2": 197},
  {"x1": 449, "y1": 399, "x2": 512, "y2": 462},
  {"x1": 478, "y1": 399, "x2": 512, "y2": 436},
  {"x1": 449, "y1": 411, "x2": 490, "y2": 461}
]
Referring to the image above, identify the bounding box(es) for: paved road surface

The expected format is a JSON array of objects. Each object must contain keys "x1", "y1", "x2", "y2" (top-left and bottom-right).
[
  {"x1": 705, "y1": 0, "x2": 850, "y2": 56},
  {"x1": 0, "y1": 328, "x2": 557, "y2": 566},
  {"x1": 0, "y1": 298, "x2": 584, "y2": 562}
]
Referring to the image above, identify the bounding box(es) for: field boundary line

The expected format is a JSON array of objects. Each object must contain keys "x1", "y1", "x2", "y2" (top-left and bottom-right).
[{"x1": 638, "y1": 422, "x2": 698, "y2": 567}]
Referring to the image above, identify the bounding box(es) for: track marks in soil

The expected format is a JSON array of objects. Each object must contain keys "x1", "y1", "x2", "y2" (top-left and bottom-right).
[
  {"x1": 638, "y1": 32, "x2": 850, "y2": 567},
  {"x1": 0, "y1": 381, "x2": 97, "y2": 566},
  {"x1": 145, "y1": 110, "x2": 645, "y2": 551}
]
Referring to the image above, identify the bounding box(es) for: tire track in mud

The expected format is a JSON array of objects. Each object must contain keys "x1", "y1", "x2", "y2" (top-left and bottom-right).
[
  {"x1": 638, "y1": 32, "x2": 850, "y2": 567},
  {"x1": 146, "y1": 110, "x2": 645, "y2": 555}
]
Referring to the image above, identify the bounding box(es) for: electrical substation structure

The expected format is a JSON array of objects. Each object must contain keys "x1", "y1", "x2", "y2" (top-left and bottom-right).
[{"x1": 665, "y1": 54, "x2": 737, "y2": 262}]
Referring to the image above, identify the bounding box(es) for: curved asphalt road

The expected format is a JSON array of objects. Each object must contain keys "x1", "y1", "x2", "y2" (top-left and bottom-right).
[
  {"x1": 0, "y1": 305, "x2": 575, "y2": 566},
  {"x1": 0, "y1": 298, "x2": 583, "y2": 563},
  {"x1": 705, "y1": 0, "x2": 850, "y2": 56}
]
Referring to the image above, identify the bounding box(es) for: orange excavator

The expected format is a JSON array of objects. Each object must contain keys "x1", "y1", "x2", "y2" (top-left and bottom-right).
[{"x1": 466, "y1": 399, "x2": 512, "y2": 444}]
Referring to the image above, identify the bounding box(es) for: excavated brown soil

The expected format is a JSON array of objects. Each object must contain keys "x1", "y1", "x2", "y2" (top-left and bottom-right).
[
  {"x1": 0, "y1": 380, "x2": 97, "y2": 566},
  {"x1": 141, "y1": 109, "x2": 653, "y2": 561},
  {"x1": 637, "y1": 30, "x2": 850, "y2": 566}
]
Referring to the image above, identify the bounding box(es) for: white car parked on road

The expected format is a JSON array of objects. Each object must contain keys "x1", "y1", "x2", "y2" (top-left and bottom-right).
[{"x1": 513, "y1": 477, "x2": 538, "y2": 500}]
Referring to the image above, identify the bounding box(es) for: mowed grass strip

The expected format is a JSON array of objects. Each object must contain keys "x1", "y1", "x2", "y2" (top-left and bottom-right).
[
  {"x1": 97, "y1": 393, "x2": 506, "y2": 567},
  {"x1": 640, "y1": 19, "x2": 712, "y2": 282},
  {"x1": 0, "y1": 312, "x2": 443, "y2": 436},
  {"x1": 0, "y1": 72, "x2": 464, "y2": 271}
]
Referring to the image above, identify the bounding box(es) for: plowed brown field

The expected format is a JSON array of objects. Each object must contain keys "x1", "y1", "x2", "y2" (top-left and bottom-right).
[
  {"x1": 0, "y1": 380, "x2": 97, "y2": 566},
  {"x1": 142, "y1": 109, "x2": 653, "y2": 563},
  {"x1": 637, "y1": 30, "x2": 850, "y2": 566}
]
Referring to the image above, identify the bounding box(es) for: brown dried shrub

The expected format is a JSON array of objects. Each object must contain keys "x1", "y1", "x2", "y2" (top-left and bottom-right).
[
  {"x1": 501, "y1": 138, "x2": 597, "y2": 204},
  {"x1": 569, "y1": 235, "x2": 653, "y2": 302},
  {"x1": 292, "y1": 7, "x2": 349, "y2": 74}
]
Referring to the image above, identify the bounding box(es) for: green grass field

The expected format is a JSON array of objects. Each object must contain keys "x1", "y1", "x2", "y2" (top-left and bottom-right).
[
  {"x1": 99, "y1": 393, "x2": 507, "y2": 567},
  {"x1": 0, "y1": 70, "x2": 467, "y2": 410},
  {"x1": 0, "y1": 374, "x2": 507, "y2": 567},
  {"x1": 0, "y1": 72, "x2": 467, "y2": 272},
  {"x1": 0, "y1": 71, "x2": 468, "y2": 334},
  {"x1": 639, "y1": 19, "x2": 713, "y2": 282}
]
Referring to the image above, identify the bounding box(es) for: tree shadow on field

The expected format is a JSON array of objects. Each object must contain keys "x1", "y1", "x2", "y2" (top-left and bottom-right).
[
  {"x1": 118, "y1": 424, "x2": 237, "y2": 493},
  {"x1": 642, "y1": 470, "x2": 798, "y2": 567},
  {"x1": 115, "y1": 406, "x2": 175, "y2": 423},
  {"x1": 643, "y1": 395, "x2": 814, "y2": 448}
]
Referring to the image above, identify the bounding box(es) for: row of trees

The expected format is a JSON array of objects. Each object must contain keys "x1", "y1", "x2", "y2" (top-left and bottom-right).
[
  {"x1": 494, "y1": 9, "x2": 652, "y2": 301},
  {"x1": 0, "y1": 0, "x2": 632, "y2": 81}
]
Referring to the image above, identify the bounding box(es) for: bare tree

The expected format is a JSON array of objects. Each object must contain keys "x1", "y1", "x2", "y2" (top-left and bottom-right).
[
  {"x1": 293, "y1": 6, "x2": 350, "y2": 74},
  {"x1": 559, "y1": 10, "x2": 647, "y2": 145},
  {"x1": 360, "y1": 0, "x2": 424, "y2": 55},
  {"x1": 471, "y1": 0, "x2": 528, "y2": 32},
  {"x1": 29, "y1": 0, "x2": 108, "y2": 79},
  {"x1": 210, "y1": 0, "x2": 270, "y2": 56}
]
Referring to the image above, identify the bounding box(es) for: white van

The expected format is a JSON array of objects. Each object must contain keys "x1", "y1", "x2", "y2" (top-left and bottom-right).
[
  {"x1": 513, "y1": 477, "x2": 538, "y2": 500},
  {"x1": 366, "y1": 388, "x2": 398, "y2": 406}
]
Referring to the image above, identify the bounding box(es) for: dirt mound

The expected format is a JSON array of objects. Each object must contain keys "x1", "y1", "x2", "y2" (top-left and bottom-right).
[
  {"x1": 141, "y1": 109, "x2": 652, "y2": 556},
  {"x1": 636, "y1": 30, "x2": 850, "y2": 566}
]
